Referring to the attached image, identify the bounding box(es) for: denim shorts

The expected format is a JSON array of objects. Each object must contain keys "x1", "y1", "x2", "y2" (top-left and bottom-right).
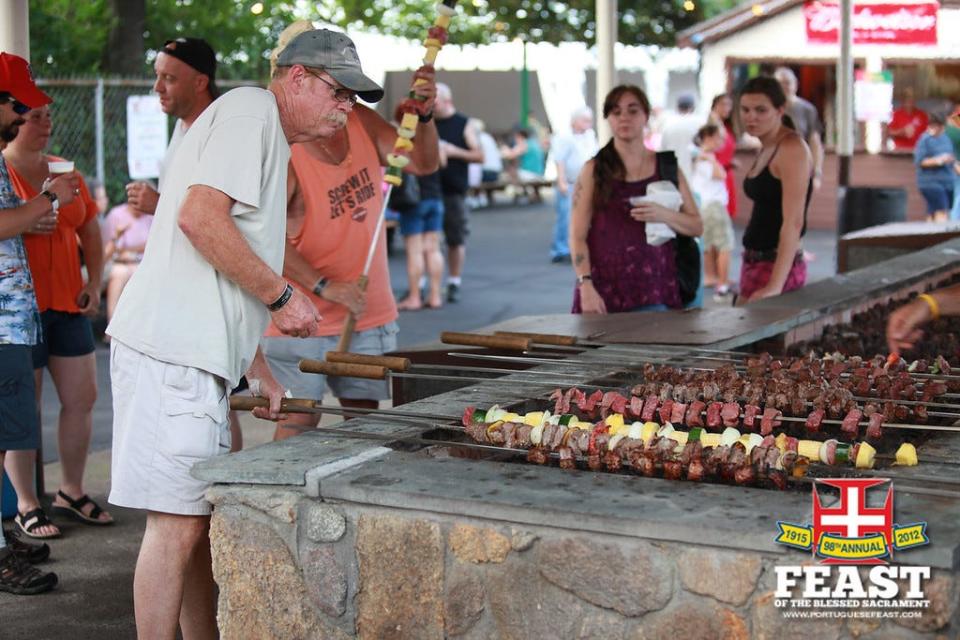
[
  {"x1": 32, "y1": 310, "x2": 96, "y2": 369},
  {"x1": 918, "y1": 184, "x2": 954, "y2": 216},
  {"x1": 262, "y1": 321, "x2": 399, "y2": 401},
  {"x1": 0, "y1": 344, "x2": 40, "y2": 451},
  {"x1": 400, "y1": 198, "x2": 444, "y2": 236}
]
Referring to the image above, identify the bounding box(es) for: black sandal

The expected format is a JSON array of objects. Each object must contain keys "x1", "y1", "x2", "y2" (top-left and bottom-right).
[
  {"x1": 14, "y1": 508, "x2": 60, "y2": 539},
  {"x1": 0, "y1": 548, "x2": 58, "y2": 595},
  {"x1": 51, "y1": 490, "x2": 113, "y2": 526}
]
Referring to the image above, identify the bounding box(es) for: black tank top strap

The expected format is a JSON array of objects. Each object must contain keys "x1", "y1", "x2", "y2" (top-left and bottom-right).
[
  {"x1": 748, "y1": 134, "x2": 788, "y2": 177},
  {"x1": 764, "y1": 138, "x2": 787, "y2": 170}
]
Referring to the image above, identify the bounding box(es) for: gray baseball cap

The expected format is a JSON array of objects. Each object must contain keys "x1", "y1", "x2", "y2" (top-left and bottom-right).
[{"x1": 276, "y1": 29, "x2": 384, "y2": 103}]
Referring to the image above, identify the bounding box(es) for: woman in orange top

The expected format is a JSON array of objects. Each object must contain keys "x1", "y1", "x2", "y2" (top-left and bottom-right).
[{"x1": 2, "y1": 105, "x2": 110, "y2": 538}]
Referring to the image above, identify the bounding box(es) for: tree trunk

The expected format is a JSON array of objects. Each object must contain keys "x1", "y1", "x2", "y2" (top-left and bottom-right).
[{"x1": 102, "y1": 0, "x2": 146, "y2": 76}]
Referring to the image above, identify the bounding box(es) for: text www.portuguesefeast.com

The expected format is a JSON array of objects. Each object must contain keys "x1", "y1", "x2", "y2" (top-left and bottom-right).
[{"x1": 781, "y1": 608, "x2": 926, "y2": 620}]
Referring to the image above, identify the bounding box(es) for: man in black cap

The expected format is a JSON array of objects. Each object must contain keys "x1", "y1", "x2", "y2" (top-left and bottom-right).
[
  {"x1": 126, "y1": 37, "x2": 219, "y2": 214},
  {"x1": 0, "y1": 51, "x2": 81, "y2": 595},
  {"x1": 107, "y1": 24, "x2": 404, "y2": 634}
]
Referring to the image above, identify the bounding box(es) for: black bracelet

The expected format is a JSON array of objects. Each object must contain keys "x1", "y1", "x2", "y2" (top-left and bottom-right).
[
  {"x1": 268, "y1": 283, "x2": 294, "y2": 311},
  {"x1": 418, "y1": 111, "x2": 434, "y2": 123}
]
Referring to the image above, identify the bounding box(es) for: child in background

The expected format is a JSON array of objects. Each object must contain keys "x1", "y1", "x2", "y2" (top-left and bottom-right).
[{"x1": 691, "y1": 124, "x2": 735, "y2": 301}]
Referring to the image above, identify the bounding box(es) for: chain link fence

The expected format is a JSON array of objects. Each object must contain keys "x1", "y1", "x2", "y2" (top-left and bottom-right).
[{"x1": 37, "y1": 78, "x2": 261, "y2": 207}]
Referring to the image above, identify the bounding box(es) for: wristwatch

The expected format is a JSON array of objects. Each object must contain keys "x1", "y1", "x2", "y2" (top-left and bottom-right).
[
  {"x1": 312, "y1": 277, "x2": 329, "y2": 297},
  {"x1": 40, "y1": 190, "x2": 59, "y2": 213},
  {"x1": 576, "y1": 274, "x2": 592, "y2": 287}
]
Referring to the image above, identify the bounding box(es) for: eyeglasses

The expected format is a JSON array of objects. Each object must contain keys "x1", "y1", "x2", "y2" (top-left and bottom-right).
[
  {"x1": 304, "y1": 69, "x2": 358, "y2": 106},
  {"x1": 0, "y1": 95, "x2": 30, "y2": 115}
]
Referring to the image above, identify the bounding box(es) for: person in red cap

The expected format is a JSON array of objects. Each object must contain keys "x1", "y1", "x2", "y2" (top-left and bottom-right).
[{"x1": 0, "y1": 51, "x2": 81, "y2": 595}]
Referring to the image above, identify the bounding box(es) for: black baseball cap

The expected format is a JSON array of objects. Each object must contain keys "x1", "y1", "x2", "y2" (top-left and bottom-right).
[
  {"x1": 161, "y1": 37, "x2": 219, "y2": 98},
  {"x1": 276, "y1": 29, "x2": 383, "y2": 103}
]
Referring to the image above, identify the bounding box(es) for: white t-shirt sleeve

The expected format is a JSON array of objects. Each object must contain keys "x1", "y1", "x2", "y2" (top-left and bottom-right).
[
  {"x1": 553, "y1": 136, "x2": 571, "y2": 164},
  {"x1": 190, "y1": 115, "x2": 266, "y2": 212}
]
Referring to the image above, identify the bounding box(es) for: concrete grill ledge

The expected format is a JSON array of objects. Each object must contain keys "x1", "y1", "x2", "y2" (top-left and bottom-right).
[{"x1": 195, "y1": 239, "x2": 960, "y2": 639}]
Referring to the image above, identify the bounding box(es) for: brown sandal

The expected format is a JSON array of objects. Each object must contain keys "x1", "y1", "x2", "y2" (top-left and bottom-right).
[{"x1": 0, "y1": 548, "x2": 58, "y2": 594}]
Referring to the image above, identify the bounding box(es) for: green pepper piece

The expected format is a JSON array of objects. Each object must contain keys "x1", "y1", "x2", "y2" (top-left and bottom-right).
[{"x1": 834, "y1": 442, "x2": 851, "y2": 464}]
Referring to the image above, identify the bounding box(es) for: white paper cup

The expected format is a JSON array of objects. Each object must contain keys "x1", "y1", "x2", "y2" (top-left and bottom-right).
[{"x1": 48, "y1": 161, "x2": 74, "y2": 175}]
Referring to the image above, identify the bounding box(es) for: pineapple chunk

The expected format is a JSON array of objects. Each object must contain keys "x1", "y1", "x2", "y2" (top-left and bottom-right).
[
  {"x1": 856, "y1": 442, "x2": 877, "y2": 469},
  {"x1": 894, "y1": 443, "x2": 918, "y2": 467}
]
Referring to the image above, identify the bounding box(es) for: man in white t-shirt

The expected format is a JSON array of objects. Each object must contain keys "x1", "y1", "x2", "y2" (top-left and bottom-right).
[
  {"x1": 125, "y1": 37, "x2": 218, "y2": 213},
  {"x1": 551, "y1": 107, "x2": 598, "y2": 262},
  {"x1": 660, "y1": 94, "x2": 702, "y2": 181},
  {"x1": 106, "y1": 29, "x2": 384, "y2": 638}
]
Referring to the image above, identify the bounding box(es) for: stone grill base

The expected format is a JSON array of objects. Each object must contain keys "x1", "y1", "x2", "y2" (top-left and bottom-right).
[{"x1": 207, "y1": 485, "x2": 957, "y2": 640}]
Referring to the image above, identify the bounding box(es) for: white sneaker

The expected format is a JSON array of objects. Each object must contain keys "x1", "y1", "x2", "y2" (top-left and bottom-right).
[{"x1": 712, "y1": 285, "x2": 732, "y2": 304}]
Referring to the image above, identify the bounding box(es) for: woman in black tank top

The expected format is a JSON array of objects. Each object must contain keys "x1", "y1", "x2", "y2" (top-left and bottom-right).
[{"x1": 738, "y1": 76, "x2": 813, "y2": 303}]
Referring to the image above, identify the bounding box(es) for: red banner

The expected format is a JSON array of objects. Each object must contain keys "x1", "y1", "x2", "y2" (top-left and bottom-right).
[{"x1": 804, "y1": 1, "x2": 938, "y2": 45}]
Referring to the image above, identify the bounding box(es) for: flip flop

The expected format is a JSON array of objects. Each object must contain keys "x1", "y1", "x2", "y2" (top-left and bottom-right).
[
  {"x1": 50, "y1": 491, "x2": 113, "y2": 526},
  {"x1": 14, "y1": 508, "x2": 61, "y2": 539}
]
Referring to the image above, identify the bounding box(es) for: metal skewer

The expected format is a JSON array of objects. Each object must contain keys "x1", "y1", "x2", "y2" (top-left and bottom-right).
[
  {"x1": 308, "y1": 358, "x2": 960, "y2": 435},
  {"x1": 492, "y1": 331, "x2": 960, "y2": 375},
  {"x1": 324, "y1": 351, "x2": 625, "y2": 383},
  {"x1": 296, "y1": 358, "x2": 621, "y2": 391},
  {"x1": 451, "y1": 331, "x2": 960, "y2": 382},
  {"x1": 450, "y1": 353, "x2": 960, "y2": 412},
  {"x1": 523, "y1": 349, "x2": 960, "y2": 383},
  {"x1": 489, "y1": 331, "x2": 755, "y2": 358},
  {"x1": 230, "y1": 398, "x2": 959, "y2": 497}
]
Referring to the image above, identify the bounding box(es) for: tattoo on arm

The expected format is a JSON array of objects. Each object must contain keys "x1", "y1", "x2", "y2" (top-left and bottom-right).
[{"x1": 574, "y1": 254, "x2": 585, "y2": 267}]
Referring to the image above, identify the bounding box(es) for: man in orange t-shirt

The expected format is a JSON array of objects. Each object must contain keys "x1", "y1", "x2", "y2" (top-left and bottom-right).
[{"x1": 261, "y1": 30, "x2": 440, "y2": 441}]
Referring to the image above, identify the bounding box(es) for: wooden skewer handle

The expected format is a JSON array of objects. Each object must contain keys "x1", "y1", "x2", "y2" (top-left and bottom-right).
[
  {"x1": 440, "y1": 331, "x2": 531, "y2": 351},
  {"x1": 494, "y1": 331, "x2": 578, "y2": 346},
  {"x1": 335, "y1": 274, "x2": 369, "y2": 353},
  {"x1": 229, "y1": 397, "x2": 317, "y2": 412},
  {"x1": 326, "y1": 351, "x2": 411, "y2": 371},
  {"x1": 299, "y1": 358, "x2": 388, "y2": 380}
]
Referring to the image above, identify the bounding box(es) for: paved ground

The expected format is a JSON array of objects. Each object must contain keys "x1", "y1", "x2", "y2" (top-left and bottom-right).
[{"x1": 3, "y1": 194, "x2": 842, "y2": 638}]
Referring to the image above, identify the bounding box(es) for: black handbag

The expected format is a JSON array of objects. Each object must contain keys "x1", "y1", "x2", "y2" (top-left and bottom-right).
[
  {"x1": 655, "y1": 151, "x2": 701, "y2": 306},
  {"x1": 387, "y1": 172, "x2": 420, "y2": 212}
]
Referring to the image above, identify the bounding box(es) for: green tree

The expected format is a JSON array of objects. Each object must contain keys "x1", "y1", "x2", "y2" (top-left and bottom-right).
[
  {"x1": 329, "y1": 0, "x2": 741, "y2": 48},
  {"x1": 28, "y1": 0, "x2": 740, "y2": 80},
  {"x1": 29, "y1": 0, "x2": 300, "y2": 80}
]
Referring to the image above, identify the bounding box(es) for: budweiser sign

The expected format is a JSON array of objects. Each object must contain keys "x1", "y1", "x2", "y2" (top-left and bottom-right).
[{"x1": 804, "y1": 1, "x2": 938, "y2": 45}]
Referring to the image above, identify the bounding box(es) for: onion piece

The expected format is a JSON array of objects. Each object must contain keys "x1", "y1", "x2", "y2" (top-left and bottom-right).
[{"x1": 720, "y1": 427, "x2": 740, "y2": 448}]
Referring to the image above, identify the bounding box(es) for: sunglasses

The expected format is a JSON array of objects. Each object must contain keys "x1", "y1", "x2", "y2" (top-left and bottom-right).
[
  {"x1": 0, "y1": 95, "x2": 30, "y2": 115},
  {"x1": 304, "y1": 69, "x2": 358, "y2": 106}
]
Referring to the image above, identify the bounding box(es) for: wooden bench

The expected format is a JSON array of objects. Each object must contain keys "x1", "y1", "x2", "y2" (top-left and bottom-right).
[{"x1": 468, "y1": 179, "x2": 554, "y2": 207}]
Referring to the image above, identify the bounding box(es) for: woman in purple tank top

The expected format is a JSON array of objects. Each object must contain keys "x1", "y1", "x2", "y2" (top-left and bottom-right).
[{"x1": 570, "y1": 85, "x2": 702, "y2": 314}]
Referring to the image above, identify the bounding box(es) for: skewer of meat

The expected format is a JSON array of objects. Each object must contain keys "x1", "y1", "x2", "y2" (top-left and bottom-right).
[{"x1": 463, "y1": 408, "x2": 880, "y2": 472}]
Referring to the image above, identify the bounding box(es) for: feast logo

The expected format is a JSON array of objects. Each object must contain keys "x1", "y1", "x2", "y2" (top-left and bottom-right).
[
  {"x1": 776, "y1": 479, "x2": 928, "y2": 563},
  {"x1": 773, "y1": 479, "x2": 933, "y2": 613}
]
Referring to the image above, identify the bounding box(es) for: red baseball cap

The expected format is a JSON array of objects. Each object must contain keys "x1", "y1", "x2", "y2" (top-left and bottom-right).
[{"x1": 0, "y1": 52, "x2": 51, "y2": 108}]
